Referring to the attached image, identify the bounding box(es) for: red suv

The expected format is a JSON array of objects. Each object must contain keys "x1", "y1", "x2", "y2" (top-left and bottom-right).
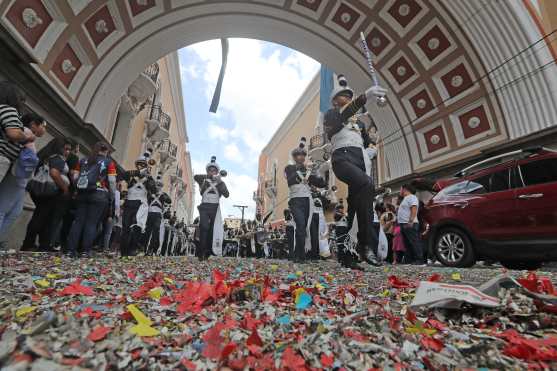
[{"x1": 422, "y1": 147, "x2": 557, "y2": 270}]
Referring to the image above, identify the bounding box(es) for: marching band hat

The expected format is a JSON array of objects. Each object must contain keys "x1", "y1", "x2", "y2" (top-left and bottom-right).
[
  {"x1": 330, "y1": 74, "x2": 354, "y2": 102},
  {"x1": 291, "y1": 137, "x2": 307, "y2": 157},
  {"x1": 206, "y1": 156, "x2": 220, "y2": 172},
  {"x1": 136, "y1": 148, "x2": 153, "y2": 166}
]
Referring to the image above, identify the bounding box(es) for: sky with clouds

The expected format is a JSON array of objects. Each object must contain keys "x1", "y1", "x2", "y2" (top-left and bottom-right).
[{"x1": 178, "y1": 39, "x2": 319, "y2": 219}]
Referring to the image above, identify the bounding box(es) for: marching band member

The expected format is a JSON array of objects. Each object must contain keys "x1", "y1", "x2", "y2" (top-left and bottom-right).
[
  {"x1": 143, "y1": 173, "x2": 171, "y2": 255},
  {"x1": 194, "y1": 156, "x2": 229, "y2": 261},
  {"x1": 323, "y1": 75, "x2": 385, "y2": 267},
  {"x1": 120, "y1": 150, "x2": 156, "y2": 257},
  {"x1": 284, "y1": 138, "x2": 326, "y2": 263}
]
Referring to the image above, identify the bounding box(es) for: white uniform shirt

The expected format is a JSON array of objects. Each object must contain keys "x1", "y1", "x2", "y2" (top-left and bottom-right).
[{"x1": 397, "y1": 194, "x2": 419, "y2": 224}]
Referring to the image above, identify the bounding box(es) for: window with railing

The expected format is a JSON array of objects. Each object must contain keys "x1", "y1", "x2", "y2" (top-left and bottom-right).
[
  {"x1": 144, "y1": 63, "x2": 159, "y2": 83},
  {"x1": 149, "y1": 105, "x2": 171, "y2": 131},
  {"x1": 159, "y1": 139, "x2": 178, "y2": 158}
]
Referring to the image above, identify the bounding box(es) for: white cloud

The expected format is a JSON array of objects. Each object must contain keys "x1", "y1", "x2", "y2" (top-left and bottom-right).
[
  {"x1": 184, "y1": 39, "x2": 319, "y2": 154},
  {"x1": 180, "y1": 64, "x2": 199, "y2": 79},
  {"x1": 223, "y1": 143, "x2": 244, "y2": 163},
  {"x1": 207, "y1": 123, "x2": 230, "y2": 141},
  {"x1": 220, "y1": 174, "x2": 258, "y2": 218}
]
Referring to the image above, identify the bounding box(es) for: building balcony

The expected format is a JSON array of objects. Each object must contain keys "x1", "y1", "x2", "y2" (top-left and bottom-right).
[
  {"x1": 170, "y1": 166, "x2": 184, "y2": 185},
  {"x1": 308, "y1": 133, "x2": 330, "y2": 162},
  {"x1": 264, "y1": 179, "x2": 277, "y2": 198},
  {"x1": 145, "y1": 105, "x2": 171, "y2": 142},
  {"x1": 128, "y1": 63, "x2": 159, "y2": 105},
  {"x1": 143, "y1": 63, "x2": 159, "y2": 84},
  {"x1": 158, "y1": 139, "x2": 177, "y2": 164}
]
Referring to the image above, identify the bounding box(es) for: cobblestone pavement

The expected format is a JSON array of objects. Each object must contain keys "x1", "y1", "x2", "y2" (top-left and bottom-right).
[{"x1": 1, "y1": 253, "x2": 557, "y2": 370}]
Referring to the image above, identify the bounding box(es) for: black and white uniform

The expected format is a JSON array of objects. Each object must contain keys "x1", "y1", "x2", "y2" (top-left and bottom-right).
[
  {"x1": 120, "y1": 170, "x2": 155, "y2": 256},
  {"x1": 324, "y1": 94, "x2": 378, "y2": 264},
  {"x1": 194, "y1": 173, "x2": 229, "y2": 259},
  {"x1": 284, "y1": 164, "x2": 326, "y2": 262},
  {"x1": 144, "y1": 190, "x2": 171, "y2": 255}
]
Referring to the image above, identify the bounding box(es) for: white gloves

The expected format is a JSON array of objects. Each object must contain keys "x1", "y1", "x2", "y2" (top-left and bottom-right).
[{"x1": 365, "y1": 86, "x2": 387, "y2": 101}]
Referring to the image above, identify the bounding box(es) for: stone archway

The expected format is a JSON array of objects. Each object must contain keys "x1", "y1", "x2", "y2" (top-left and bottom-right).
[{"x1": 1, "y1": 0, "x2": 556, "y2": 182}]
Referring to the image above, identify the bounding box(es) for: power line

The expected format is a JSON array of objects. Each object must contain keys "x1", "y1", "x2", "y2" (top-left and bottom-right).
[
  {"x1": 376, "y1": 27, "x2": 557, "y2": 147},
  {"x1": 380, "y1": 57, "x2": 557, "y2": 148}
]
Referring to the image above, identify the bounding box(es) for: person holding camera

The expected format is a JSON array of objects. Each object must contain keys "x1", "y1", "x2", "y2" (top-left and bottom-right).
[
  {"x1": 119, "y1": 150, "x2": 156, "y2": 257},
  {"x1": 194, "y1": 156, "x2": 229, "y2": 261}
]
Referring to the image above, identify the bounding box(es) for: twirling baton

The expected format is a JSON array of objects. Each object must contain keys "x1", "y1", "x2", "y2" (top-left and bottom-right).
[{"x1": 359, "y1": 32, "x2": 387, "y2": 107}]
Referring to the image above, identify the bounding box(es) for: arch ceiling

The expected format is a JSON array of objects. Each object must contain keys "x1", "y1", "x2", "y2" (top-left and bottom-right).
[{"x1": 1, "y1": 0, "x2": 556, "y2": 182}]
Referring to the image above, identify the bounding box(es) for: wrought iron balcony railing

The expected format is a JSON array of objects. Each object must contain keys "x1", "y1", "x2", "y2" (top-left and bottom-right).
[
  {"x1": 159, "y1": 139, "x2": 178, "y2": 159},
  {"x1": 144, "y1": 63, "x2": 159, "y2": 83},
  {"x1": 149, "y1": 105, "x2": 171, "y2": 131}
]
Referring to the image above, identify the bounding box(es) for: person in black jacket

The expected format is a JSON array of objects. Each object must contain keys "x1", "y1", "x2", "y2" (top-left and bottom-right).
[
  {"x1": 284, "y1": 138, "x2": 327, "y2": 263},
  {"x1": 323, "y1": 75, "x2": 386, "y2": 268},
  {"x1": 194, "y1": 156, "x2": 229, "y2": 261}
]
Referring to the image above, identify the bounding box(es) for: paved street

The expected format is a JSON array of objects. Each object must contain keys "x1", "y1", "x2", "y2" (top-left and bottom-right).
[{"x1": 1, "y1": 254, "x2": 557, "y2": 370}]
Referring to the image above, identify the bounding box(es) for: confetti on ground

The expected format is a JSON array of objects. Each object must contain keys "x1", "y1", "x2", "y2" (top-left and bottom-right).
[{"x1": 2, "y1": 253, "x2": 557, "y2": 369}]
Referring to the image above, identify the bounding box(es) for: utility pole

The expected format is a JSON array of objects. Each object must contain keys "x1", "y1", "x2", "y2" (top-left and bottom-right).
[{"x1": 233, "y1": 205, "x2": 248, "y2": 224}]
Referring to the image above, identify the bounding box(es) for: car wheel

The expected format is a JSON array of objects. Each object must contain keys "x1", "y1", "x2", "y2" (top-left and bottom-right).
[
  {"x1": 434, "y1": 227, "x2": 476, "y2": 268},
  {"x1": 500, "y1": 261, "x2": 542, "y2": 271}
]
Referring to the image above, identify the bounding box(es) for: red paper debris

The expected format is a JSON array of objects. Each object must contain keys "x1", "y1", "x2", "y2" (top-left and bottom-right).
[
  {"x1": 320, "y1": 353, "x2": 334, "y2": 368},
  {"x1": 420, "y1": 336, "x2": 444, "y2": 352},
  {"x1": 180, "y1": 359, "x2": 197, "y2": 371},
  {"x1": 427, "y1": 273, "x2": 442, "y2": 282},
  {"x1": 59, "y1": 280, "x2": 94, "y2": 296},
  {"x1": 87, "y1": 326, "x2": 111, "y2": 342},
  {"x1": 221, "y1": 342, "x2": 237, "y2": 359},
  {"x1": 246, "y1": 328, "x2": 263, "y2": 347},
  {"x1": 388, "y1": 275, "x2": 415, "y2": 289},
  {"x1": 282, "y1": 346, "x2": 306, "y2": 370}
]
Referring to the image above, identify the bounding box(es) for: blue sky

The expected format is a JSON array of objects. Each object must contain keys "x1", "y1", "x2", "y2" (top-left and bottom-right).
[{"x1": 178, "y1": 39, "x2": 319, "y2": 218}]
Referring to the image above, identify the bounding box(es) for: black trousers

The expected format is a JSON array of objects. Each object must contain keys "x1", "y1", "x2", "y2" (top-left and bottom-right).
[
  {"x1": 22, "y1": 195, "x2": 59, "y2": 250},
  {"x1": 309, "y1": 212, "x2": 320, "y2": 260},
  {"x1": 160, "y1": 225, "x2": 170, "y2": 256},
  {"x1": 197, "y1": 203, "x2": 218, "y2": 259},
  {"x1": 120, "y1": 199, "x2": 142, "y2": 257},
  {"x1": 288, "y1": 197, "x2": 310, "y2": 261},
  {"x1": 400, "y1": 223, "x2": 424, "y2": 264},
  {"x1": 286, "y1": 225, "x2": 295, "y2": 260},
  {"x1": 332, "y1": 148, "x2": 375, "y2": 250},
  {"x1": 144, "y1": 212, "x2": 162, "y2": 255}
]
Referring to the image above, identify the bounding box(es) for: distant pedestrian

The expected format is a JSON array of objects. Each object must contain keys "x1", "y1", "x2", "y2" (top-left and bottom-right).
[{"x1": 397, "y1": 183, "x2": 425, "y2": 265}]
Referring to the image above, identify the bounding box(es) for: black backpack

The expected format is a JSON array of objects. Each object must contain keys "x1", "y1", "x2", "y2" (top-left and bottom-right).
[{"x1": 76, "y1": 156, "x2": 110, "y2": 191}]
